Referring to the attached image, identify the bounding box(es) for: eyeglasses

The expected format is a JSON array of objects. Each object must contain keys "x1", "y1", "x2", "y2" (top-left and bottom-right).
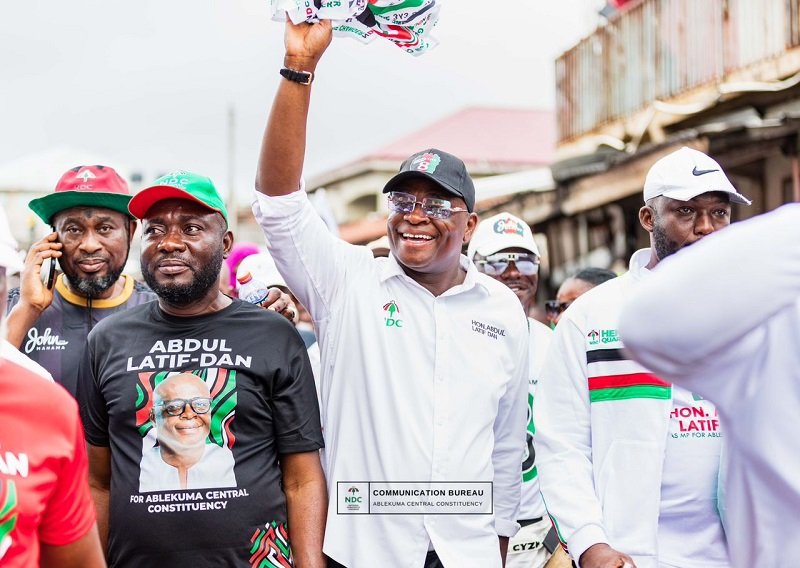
[
  {"x1": 154, "y1": 397, "x2": 212, "y2": 417},
  {"x1": 387, "y1": 192, "x2": 469, "y2": 220},
  {"x1": 474, "y1": 252, "x2": 540, "y2": 276},
  {"x1": 544, "y1": 300, "x2": 571, "y2": 315}
]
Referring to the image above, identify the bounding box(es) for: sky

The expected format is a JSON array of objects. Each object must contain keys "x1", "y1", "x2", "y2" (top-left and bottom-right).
[{"x1": 1, "y1": 0, "x2": 603, "y2": 205}]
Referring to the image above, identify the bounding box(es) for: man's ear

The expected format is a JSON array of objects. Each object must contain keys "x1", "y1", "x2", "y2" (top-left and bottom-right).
[
  {"x1": 639, "y1": 205, "x2": 655, "y2": 233},
  {"x1": 222, "y1": 230, "x2": 234, "y2": 257},
  {"x1": 128, "y1": 220, "x2": 138, "y2": 244},
  {"x1": 462, "y1": 212, "x2": 479, "y2": 244}
]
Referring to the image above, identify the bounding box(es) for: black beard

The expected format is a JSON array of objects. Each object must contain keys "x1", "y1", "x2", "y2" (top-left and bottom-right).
[
  {"x1": 62, "y1": 261, "x2": 126, "y2": 299},
  {"x1": 652, "y1": 223, "x2": 682, "y2": 262},
  {"x1": 141, "y1": 248, "x2": 224, "y2": 307}
]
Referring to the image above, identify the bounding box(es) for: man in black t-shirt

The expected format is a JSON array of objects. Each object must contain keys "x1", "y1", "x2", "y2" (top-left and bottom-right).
[{"x1": 80, "y1": 171, "x2": 326, "y2": 567}]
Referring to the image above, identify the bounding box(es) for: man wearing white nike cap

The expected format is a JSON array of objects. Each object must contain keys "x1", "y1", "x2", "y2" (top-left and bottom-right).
[
  {"x1": 534, "y1": 147, "x2": 749, "y2": 568},
  {"x1": 619, "y1": 203, "x2": 800, "y2": 568}
]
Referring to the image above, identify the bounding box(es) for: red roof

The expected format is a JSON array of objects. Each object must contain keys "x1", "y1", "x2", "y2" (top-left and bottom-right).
[{"x1": 365, "y1": 107, "x2": 555, "y2": 169}]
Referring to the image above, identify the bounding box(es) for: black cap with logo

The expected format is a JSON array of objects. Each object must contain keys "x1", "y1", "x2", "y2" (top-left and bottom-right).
[{"x1": 382, "y1": 148, "x2": 476, "y2": 212}]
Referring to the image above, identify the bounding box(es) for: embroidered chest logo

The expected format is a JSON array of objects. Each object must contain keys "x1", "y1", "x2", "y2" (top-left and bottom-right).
[
  {"x1": 588, "y1": 329, "x2": 619, "y2": 345},
  {"x1": 471, "y1": 319, "x2": 506, "y2": 340},
  {"x1": 24, "y1": 327, "x2": 69, "y2": 354},
  {"x1": 383, "y1": 301, "x2": 403, "y2": 328}
]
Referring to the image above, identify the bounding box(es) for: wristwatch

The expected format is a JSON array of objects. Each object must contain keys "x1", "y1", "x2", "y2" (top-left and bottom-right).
[{"x1": 279, "y1": 67, "x2": 314, "y2": 85}]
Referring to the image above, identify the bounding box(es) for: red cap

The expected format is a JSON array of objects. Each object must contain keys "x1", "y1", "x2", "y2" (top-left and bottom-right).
[
  {"x1": 29, "y1": 165, "x2": 134, "y2": 224},
  {"x1": 54, "y1": 165, "x2": 129, "y2": 194}
]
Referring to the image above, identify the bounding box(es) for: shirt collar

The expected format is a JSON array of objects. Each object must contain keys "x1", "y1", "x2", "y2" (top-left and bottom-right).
[
  {"x1": 628, "y1": 248, "x2": 653, "y2": 281},
  {"x1": 56, "y1": 273, "x2": 136, "y2": 308}
]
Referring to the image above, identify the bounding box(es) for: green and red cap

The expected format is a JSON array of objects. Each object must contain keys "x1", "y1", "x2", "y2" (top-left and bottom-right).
[
  {"x1": 29, "y1": 165, "x2": 133, "y2": 225},
  {"x1": 128, "y1": 170, "x2": 229, "y2": 222}
]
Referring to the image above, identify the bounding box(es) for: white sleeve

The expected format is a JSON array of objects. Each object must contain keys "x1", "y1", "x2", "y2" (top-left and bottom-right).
[
  {"x1": 533, "y1": 314, "x2": 608, "y2": 561},
  {"x1": 619, "y1": 204, "x2": 800, "y2": 401},
  {"x1": 252, "y1": 188, "x2": 369, "y2": 322},
  {"x1": 492, "y1": 314, "x2": 530, "y2": 537}
]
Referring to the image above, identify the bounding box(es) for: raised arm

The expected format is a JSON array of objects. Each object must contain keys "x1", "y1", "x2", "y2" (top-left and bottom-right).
[{"x1": 255, "y1": 19, "x2": 332, "y2": 197}]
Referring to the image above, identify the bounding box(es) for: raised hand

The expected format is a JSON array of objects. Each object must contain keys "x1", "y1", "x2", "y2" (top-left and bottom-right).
[
  {"x1": 19, "y1": 232, "x2": 62, "y2": 312},
  {"x1": 283, "y1": 18, "x2": 333, "y2": 72}
]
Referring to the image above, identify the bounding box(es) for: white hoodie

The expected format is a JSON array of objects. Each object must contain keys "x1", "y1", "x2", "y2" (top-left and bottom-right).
[{"x1": 619, "y1": 204, "x2": 800, "y2": 568}]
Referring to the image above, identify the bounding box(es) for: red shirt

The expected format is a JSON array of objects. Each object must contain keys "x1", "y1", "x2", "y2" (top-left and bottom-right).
[{"x1": 0, "y1": 360, "x2": 95, "y2": 566}]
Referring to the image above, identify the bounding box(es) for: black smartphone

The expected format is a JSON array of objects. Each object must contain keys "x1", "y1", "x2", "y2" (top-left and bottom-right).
[
  {"x1": 40, "y1": 255, "x2": 57, "y2": 290},
  {"x1": 46, "y1": 257, "x2": 56, "y2": 290},
  {"x1": 45, "y1": 227, "x2": 58, "y2": 290}
]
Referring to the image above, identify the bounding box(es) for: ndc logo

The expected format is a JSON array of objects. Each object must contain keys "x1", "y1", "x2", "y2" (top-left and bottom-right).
[
  {"x1": 345, "y1": 486, "x2": 361, "y2": 502},
  {"x1": 410, "y1": 152, "x2": 441, "y2": 174},
  {"x1": 383, "y1": 301, "x2": 403, "y2": 328},
  {"x1": 587, "y1": 329, "x2": 619, "y2": 346},
  {"x1": 76, "y1": 170, "x2": 96, "y2": 182},
  {"x1": 345, "y1": 486, "x2": 362, "y2": 511}
]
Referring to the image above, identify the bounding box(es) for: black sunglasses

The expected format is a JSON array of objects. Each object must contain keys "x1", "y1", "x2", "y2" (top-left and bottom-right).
[
  {"x1": 154, "y1": 397, "x2": 212, "y2": 417},
  {"x1": 545, "y1": 300, "x2": 571, "y2": 315}
]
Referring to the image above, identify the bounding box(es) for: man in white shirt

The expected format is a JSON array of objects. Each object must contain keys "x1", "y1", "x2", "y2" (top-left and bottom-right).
[
  {"x1": 468, "y1": 212, "x2": 557, "y2": 568},
  {"x1": 534, "y1": 147, "x2": 750, "y2": 568},
  {"x1": 252, "y1": 19, "x2": 529, "y2": 568},
  {"x1": 619, "y1": 204, "x2": 800, "y2": 568}
]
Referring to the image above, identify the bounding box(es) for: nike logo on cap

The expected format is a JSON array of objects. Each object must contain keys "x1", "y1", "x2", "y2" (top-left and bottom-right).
[{"x1": 692, "y1": 166, "x2": 718, "y2": 176}]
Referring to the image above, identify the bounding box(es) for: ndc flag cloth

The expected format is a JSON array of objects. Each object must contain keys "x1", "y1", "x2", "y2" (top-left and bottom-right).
[{"x1": 270, "y1": 0, "x2": 441, "y2": 56}]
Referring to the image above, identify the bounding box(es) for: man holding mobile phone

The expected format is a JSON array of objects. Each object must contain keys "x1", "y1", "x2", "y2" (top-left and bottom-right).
[{"x1": 6, "y1": 165, "x2": 153, "y2": 395}]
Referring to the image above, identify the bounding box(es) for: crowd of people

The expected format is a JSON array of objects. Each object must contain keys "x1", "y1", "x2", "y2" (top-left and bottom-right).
[{"x1": 0, "y1": 17, "x2": 797, "y2": 568}]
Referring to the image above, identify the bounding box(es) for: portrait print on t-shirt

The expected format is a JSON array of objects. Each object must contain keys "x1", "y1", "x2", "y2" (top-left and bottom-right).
[{"x1": 136, "y1": 368, "x2": 237, "y2": 492}]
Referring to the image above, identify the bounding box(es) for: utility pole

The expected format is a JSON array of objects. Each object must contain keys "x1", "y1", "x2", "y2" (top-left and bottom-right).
[{"x1": 227, "y1": 104, "x2": 239, "y2": 235}]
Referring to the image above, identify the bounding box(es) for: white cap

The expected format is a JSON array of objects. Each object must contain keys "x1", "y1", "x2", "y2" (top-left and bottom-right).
[
  {"x1": 467, "y1": 212, "x2": 540, "y2": 259},
  {"x1": 643, "y1": 147, "x2": 751, "y2": 205},
  {"x1": 235, "y1": 252, "x2": 286, "y2": 289},
  {"x1": 0, "y1": 203, "x2": 23, "y2": 273}
]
